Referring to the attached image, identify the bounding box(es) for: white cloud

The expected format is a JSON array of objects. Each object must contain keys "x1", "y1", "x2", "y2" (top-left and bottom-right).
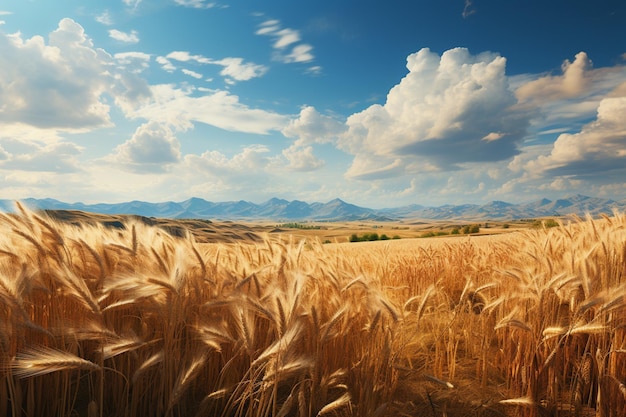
[
  {"x1": 109, "y1": 29, "x2": 139, "y2": 44},
  {"x1": 306, "y1": 66, "x2": 322, "y2": 75},
  {"x1": 282, "y1": 106, "x2": 346, "y2": 146},
  {"x1": 115, "y1": 51, "x2": 150, "y2": 62},
  {"x1": 272, "y1": 28, "x2": 300, "y2": 49},
  {"x1": 482, "y1": 132, "x2": 505, "y2": 142},
  {"x1": 0, "y1": 11, "x2": 12, "y2": 24},
  {"x1": 125, "y1": 84, "x2": 288, "y2": 134},
  {"x1": 516, "y1": 52, "x2": 591, "y2": 104},
  {"x1": 184, "y1": 145, "x2": 275, "y2": 180},
  {"x1": 256, "y1": 20, "x2": 280, "y2": 35},
  {"x1": 182, "y1": 68, "x2": 203, "y2": 79},
  {"x1": 156, "y1": 56, "x2": 176, "y2": 72},
  {"x1": 115, "y1": 51, "x2": 151, "y2": 73},
  {"x1": 340, "y1": 47, "x2": 529, "y2": 179},
  {"x1": 123, "y1": 0, "x2": 142, "y2": 10},
  {"x1": 462, "y1": 0, "x2": 476, "y2": 18},
  {"x1": 174, "y1": 0, "x2": 222, "y2": 8},
  {"x1": 0, "y1": 18, "x2": 113, "y2": 132},
  {"x1": 0, "y1": 141, "x2": 83, "y2": 173},
  {"x1": 166, "y1": 51, "x2": 210, "y2": 63},
  {"x1": 536, "y1": 177, "x2": 583, "y2": 192},
  {"x1": 212, "y1": 57, "x2": 268, "y2": 81},
  {"x1": 256, "y1": 19, "x2": 318, "y2": 66},
  {"x1": 282, "y1": 145, "x2": 325, "y2": 171},
  {"x1": 110, "y1": 122, "x2": 181, "y2": 172},
  {"x1": 523, "y1": 96, "x2": 626, "y2": 178},
  {"x1": 166, "y1": 51, "x2": 267, "y2": 83},
  {"x1": 344, "y1": 156, "x2": 407, "y2": 180},
  {"x1": 514, "y1": 52, "x2": 626, "y2": 129},
  {"x1": 284, "y1": 44, "x2": 314, "y2": 64},
  {"x1": 96, "y1": 10, "x2": 113, "y2": 25}
]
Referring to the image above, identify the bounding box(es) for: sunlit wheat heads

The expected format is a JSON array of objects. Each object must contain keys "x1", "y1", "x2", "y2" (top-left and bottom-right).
[{"x1": 0, "y1": 204, "x2": 624, "y2": 416}]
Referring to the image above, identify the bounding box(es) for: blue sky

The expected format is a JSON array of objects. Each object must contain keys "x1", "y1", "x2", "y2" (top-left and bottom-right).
[{"x1": 0, "y1": 0, "x2": 625, "y2": 208}]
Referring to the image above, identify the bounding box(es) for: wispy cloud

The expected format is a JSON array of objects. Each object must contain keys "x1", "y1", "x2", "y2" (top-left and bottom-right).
[
  {"x1": 173, "y1": 0, "x2": 225, "y2": 9},
  {"x1": 212, "y1": 57, "x2": 268, "y2": 81},
  {"x1": 462, "y1": 0, "x2": 476, "y2": 18},
  {"x1": 122, "y1": 0, "x2": 142, "y2": 10},
  {"x1": 255, "y1": 18, "x2": 319, "y2": 69},
  {"x1": 0, "y1": 10, "x2": 11, "y2": 24},
  {"x1": 109, "y1": 29, "x2": 139, "y2": 43},
  {"x1": 124, "y1": 84, "x2": 288, "y2": 134},
  {"x1": 95, "y1": 10, "x2": 113, "y2": 25},
  {"x1": 156, "y1": 56, "x2": 176, "y2": 72},
  {"x1": 165, "y1": 51, "x2": 268, "y2": 83},
  {"x1": 182, "y1": 68, "x2": 203, "y2": 79},
  {"x1": 115, "y1": 52, "x2": 151, "y2": 63}
]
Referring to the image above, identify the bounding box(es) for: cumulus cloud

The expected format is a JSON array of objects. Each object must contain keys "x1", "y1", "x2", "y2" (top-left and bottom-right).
[
  {"x1": 110, "y1": 122, "x2": 181, "y2": 172},
  {"x1": 125, "y1": 84, "x2": 288, "y2": 134},
  {"x1": 0, "y1": 18, "x2": 113, "y2": 131},
  {"x1": 524, "y1": 96, "x2": 626, "y2": 178},
  {"x1": 0, "y1": 141, "x2": 83, "y2": 173},
  {"x1": 185, "y1": 144, "x2": 274, "y2": 179},
  {"x1": 340, "y1": 47, "x2": 529, "y2": 179},
  {"x1": 282, "y1": 106, "x2": 346, "y2": 146},
  {"x1": 279, "y1": 106, "x2": 346, "y2": 172},
  {"x1": 256, "y1": 19, "x2": 317, "y2": 65},
  {"x1": 109, "y1": 29, "x2": 139, "y2": 43},
  {"x1": 282, "y1": 145, "x2": 325, "y2": 171},
  {"x1": 516, "y1": 52, "x2": 592, "y2": 104},
  {"x1": 513, "y1": 52, "x2": 626, "y2": 128}
]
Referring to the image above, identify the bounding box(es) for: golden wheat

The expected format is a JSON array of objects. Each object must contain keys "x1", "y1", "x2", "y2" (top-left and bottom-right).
[{"x1": 0, "y1": 205, "x2": 624, "y2": 416}]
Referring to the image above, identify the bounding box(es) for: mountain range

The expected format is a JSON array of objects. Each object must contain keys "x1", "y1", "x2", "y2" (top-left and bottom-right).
[{"x1": 1, "y1": 194, "x2": 625, "y2": 222}]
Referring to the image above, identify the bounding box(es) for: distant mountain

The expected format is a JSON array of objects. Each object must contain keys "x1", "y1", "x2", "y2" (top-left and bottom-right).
[{"x1": 3, "y1": 195, "x2": 625, "y2": 221}]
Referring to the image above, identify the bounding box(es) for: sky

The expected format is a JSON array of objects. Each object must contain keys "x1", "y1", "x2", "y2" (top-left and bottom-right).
[{"x1": 0, "y1": 0, "x2": 625, "y2": 208}]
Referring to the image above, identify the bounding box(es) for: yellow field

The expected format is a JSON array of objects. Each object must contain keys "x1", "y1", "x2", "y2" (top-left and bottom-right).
[{"x1": 0, "y1": 205, "x2": 624, "y2": 416}]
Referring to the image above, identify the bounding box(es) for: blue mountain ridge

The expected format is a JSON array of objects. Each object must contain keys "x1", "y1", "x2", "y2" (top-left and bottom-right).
[{"x1": 2, "y1": 194, "x2": 624, "y2": 221}]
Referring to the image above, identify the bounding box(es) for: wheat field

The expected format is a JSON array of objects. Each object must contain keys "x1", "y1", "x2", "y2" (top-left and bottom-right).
[{"x1": 0, "y1": 204, "x2": 624, "y2": 417}]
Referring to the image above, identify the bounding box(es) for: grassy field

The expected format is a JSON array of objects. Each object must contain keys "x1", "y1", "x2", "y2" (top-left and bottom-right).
[{"x1": 0, "y1": 205, "x2": 625, "y2": 416}]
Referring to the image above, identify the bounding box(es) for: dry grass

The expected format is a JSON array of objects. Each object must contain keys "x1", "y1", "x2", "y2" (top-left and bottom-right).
[{"x1": 0, "y1": 204, "x2": 624, "y2": 417}]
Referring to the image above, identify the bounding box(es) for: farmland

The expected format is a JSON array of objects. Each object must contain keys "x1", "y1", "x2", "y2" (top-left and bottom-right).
[{"x1": 0, "y1": 205, "x2": 624, "y2": 416}]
